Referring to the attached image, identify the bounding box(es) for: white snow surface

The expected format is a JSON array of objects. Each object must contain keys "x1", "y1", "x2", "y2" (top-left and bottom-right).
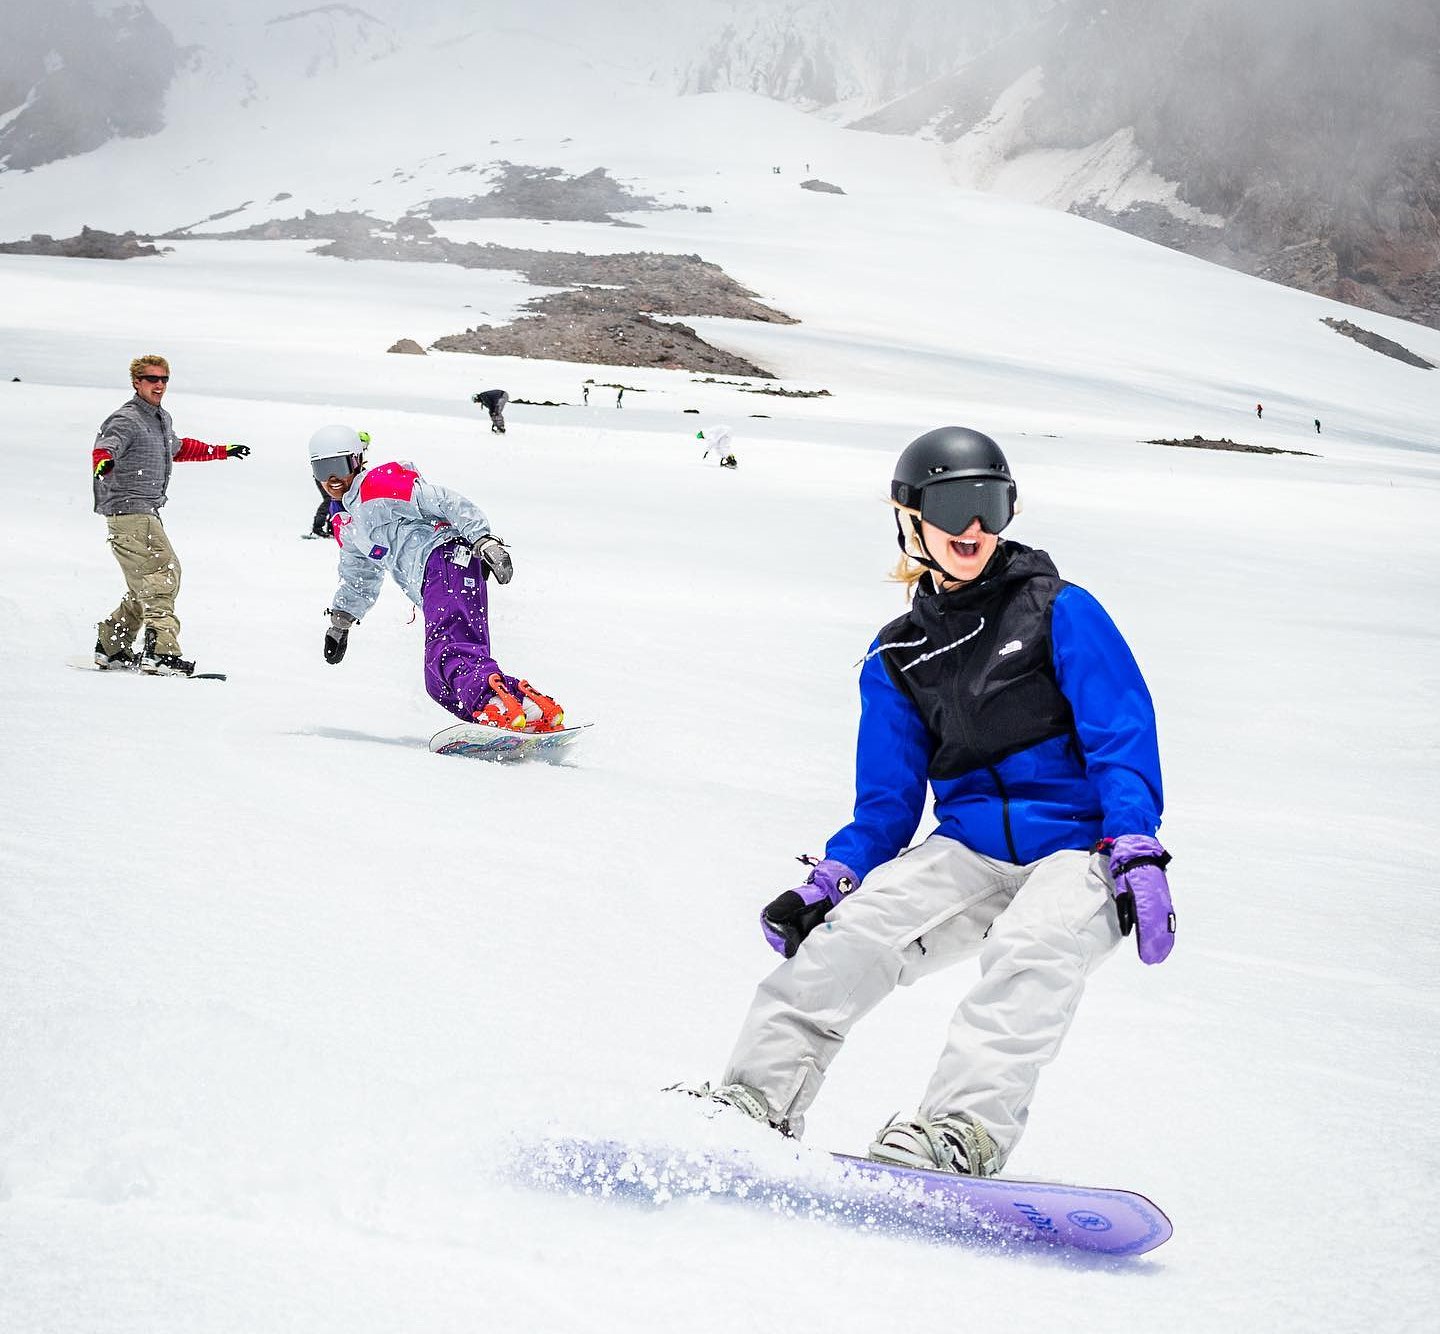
[{"x1": 3, "y1": 26, "x2": 1440, "y2": 1334}]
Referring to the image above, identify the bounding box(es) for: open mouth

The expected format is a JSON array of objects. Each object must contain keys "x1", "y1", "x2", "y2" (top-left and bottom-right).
[{"x1": 949, "y1": 537, "x2": 982, "y2": 560}]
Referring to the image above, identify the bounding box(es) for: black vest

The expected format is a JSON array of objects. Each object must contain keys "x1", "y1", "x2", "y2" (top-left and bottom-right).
[{"x1": 877, "y1": 543, "x2": 1075, "y2": 780}]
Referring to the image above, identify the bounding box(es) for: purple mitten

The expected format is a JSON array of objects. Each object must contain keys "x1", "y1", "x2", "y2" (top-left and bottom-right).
[
  {"x1": 760, "y1": 858, "x2": 858, "y2": 958},
  {"x1": 1106, "y1": 835, "x2": 1175, "y2": 965}
]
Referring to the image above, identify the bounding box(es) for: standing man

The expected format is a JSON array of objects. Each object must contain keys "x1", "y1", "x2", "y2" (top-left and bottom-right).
[
  {"x1": 616, "y1": 387, "x2": 625, "y2": 408},
  {"x1": 1256, "y1": 403, "x2": 1263, "y2": 419},
  {"x1": 1314, "y1": 418, "x2": 1322, "y2": 434},
  {"x1": 91, "y1": 354, "x2": 249, "y2": 676},
  {"x1": 472, "y1": 388, "x2": 509, "y2": 434},
  {"x1": 582, "y1": 383, "x2": 590, "y2": 406}
]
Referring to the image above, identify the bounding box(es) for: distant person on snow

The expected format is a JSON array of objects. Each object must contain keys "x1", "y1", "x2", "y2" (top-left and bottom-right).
[
  {"x1": 1256, "y1": 403, "x2": 1263, "y2": 419},
  {"x1": 616, "y1": 387, "x2": 625, "y2": 408},
  {"x1": 680, "y1": 426, "x2": 1172, "y2": 1177},
  {"x1": 91, "y1": 354, "x2": 250, "y2": 676},
  {"x1": 307, "y1": 429, "x2": 369, "y2": 538},
  {"x1": 308, "y1": 425, "x2": 564, "y2": 732},
  {"x1": 697, "y1": 424, "x2": 738, "y2": 469},
  {"x1": 582, "y1": 384, "x2": 590, "y2": 406},
  {"x1": 1314, "y1": 418, "x2": 1322, "y2": 434},
  {"x1": 472, "y1": 388, "x2": 509, "y2": 434}
]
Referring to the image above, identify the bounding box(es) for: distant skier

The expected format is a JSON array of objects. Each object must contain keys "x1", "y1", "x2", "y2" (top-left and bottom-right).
[
  {"x1": 308, "y1": 425, "x2": 564, "y2": 731},
  {"x1": 583, "y1": 384, "x2": 590, "y2": 406},
  {"x1": 616, "y1": 387, "x2": 625, "y2": 408},
  {"x1": 679, "y1": 427, "x2": 1173, "y2": 1177},
  {"x1": 1314, "y1": 418, "x2": 1322, "y2": 434},
  {"x1": 472, "y1": 388, "x2": 509, "y2": 434},
  {"x1": 697, "y1": 424, "x2": 738, "y2": 469},
  {"x1": 1256, "y1": 403, "x2": 1263, "y2": 419},
  {"x1": 91, "y1": 353, "x2": 250, "y2": 676}
]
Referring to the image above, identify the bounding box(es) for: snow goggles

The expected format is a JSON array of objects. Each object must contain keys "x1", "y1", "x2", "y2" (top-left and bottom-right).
[
  {"x1": 907, "y1": 476, "x2": 1016, "y2": 536},
  {"x1": 311, "y1": 452, "x2": 364, "y2": 484}
]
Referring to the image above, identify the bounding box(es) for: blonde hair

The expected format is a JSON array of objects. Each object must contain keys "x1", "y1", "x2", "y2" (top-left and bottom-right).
[
  {"x1": 130, "y1": 354, "x2": 169, "y2": 381},
  {"x1": 888, "y1": 501, "x2": 928, "y2": 599}
]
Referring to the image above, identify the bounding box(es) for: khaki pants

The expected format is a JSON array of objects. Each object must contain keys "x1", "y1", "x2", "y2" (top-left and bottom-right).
[
  {"x1": 98, "y1": 513, "x2": 183, "y2": 656},
  {"x1": 723, "y1": 835, "x2": 1123, "y2": 1164}
]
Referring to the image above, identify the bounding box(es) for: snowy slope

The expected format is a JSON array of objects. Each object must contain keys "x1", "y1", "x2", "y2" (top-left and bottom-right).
[{"x1": 3, "y1": 26, "x2": 1440, "y2": 1334}]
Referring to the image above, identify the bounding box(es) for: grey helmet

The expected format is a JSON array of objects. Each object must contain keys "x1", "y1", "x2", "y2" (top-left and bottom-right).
[
  {"x1": 891, "y1": 426, "x2": 1016, "y2": 537},
  {"x1": 308, "y1": 424, "x2": 369, "y2": 485}
]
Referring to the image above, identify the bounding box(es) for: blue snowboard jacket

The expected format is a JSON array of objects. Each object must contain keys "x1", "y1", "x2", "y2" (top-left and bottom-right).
[{"x1": 824, "y1": 547, "x2": 1162, "y2": 881}]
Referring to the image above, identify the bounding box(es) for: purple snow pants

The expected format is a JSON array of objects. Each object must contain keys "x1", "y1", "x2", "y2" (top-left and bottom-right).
[{"x1": 421, "y1": 544, "x2": 518, "y2": 721}]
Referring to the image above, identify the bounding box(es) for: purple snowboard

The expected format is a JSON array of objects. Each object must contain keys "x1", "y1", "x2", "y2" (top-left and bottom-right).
[{"x1": 521, "y1": 1136, "x2": 1171, "y2": 1257}]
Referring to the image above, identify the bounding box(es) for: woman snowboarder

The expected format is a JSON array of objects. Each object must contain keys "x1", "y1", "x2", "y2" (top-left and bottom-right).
[{"x1": 688, "y1": 426, "x2": 1174, "y2": 1175}]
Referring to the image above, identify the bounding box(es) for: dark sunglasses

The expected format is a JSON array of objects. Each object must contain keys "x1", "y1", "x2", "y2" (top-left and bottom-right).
[
  {"x1": 915, "y1": 476, "x2": 1015, "y2": 536},
  {"x1": 136, "y1": 374, "x2": 170, "y2": 384}
]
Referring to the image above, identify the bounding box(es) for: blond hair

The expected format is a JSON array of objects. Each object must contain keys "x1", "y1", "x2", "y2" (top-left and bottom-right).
[
  {"x1": 129, "y1": 354, "x2": 169, "y2": 381},
  {"x1": 888, "y1": 501, "x2": 928, "y2": 599}
]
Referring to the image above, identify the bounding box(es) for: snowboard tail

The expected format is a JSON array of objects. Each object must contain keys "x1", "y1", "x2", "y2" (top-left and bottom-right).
[{"x1": 520, "y1": 1135, "x2": 1171, "y2": 1257}]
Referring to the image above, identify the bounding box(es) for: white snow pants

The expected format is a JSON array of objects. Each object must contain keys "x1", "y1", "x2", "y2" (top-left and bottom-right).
[{"x1": 723, "y1": 835, "x2": 1124, "y2": 1165}]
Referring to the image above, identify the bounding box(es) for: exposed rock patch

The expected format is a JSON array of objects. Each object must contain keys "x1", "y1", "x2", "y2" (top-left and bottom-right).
[
  {"x1": 305, "y1": 228, "x2": 791, "y2": 375},
  {"x1": 387, "y1": 338, "x2": 426, "y2": 355},
  {"x1": 0, "y1": 228, "x2": 164, "y2": 259},
  {"x1": 1321, "y1": 317, "x2": 1435, "y2": 369},
  {"x1": 182, "y1": 210, "x2": 390, "y2": 242},
  {"x1": 418, "y1": 163, "x2": 663, "y2": 225},
  {"x1": 1147, "y1": 436, "x2": 1317, "y2": 457},
  {"x1": 800, "y1": 179, "x2": 846, "y2": 195}
]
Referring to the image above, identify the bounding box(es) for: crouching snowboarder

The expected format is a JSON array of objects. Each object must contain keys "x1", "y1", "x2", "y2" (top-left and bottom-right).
[
  {"x1": 307, "y1": 424, "x2": 564, "y2": 731},
  {"x1": 682, "y1": 427, "x2": 1173, "y2": 1177},
  {"x1": 472, "y1": 388, "x2": 509, "y2": 434},
  {"x1": 697, "y1": 424, "x2": 738, "y2": 469}
]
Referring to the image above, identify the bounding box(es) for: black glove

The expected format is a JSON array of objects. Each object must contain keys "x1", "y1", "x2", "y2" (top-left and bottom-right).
[
  {"x1": 760, "y1": 858, "x2": 857, "y2": 958},
  {"x1": 474, "y1": 536, "x2": 513, "y2": 584},
  {"x1": 224, "y1": 443, "x2": 251, "y2": 459},
  {"x1": 323, "y1": 609, "x2": 356, "y2": 664}
]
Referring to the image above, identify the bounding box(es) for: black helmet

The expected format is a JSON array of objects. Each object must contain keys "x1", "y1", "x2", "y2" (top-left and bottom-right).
[{"x1": 891, "y1": 426, "x2": 1016, "y2": 536}]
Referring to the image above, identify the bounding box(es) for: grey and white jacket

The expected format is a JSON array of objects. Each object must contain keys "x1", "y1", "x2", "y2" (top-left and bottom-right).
[{"x1": 329, "y1": 460, "x2": 493, "y2": 621}]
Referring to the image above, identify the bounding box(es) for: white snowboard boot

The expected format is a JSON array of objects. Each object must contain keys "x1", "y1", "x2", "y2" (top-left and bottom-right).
[
  {"x1": 668, "y1": 1081, "x2": 776, "y2": 1126},
  {"x1": 868, "y1": 1113, "x2": 1002, "y2": 1177}
]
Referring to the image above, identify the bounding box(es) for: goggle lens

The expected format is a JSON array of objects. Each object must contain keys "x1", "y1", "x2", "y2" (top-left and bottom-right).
[{"x1": 919, "y1": 477, "x2": 1014, "y2": 536}]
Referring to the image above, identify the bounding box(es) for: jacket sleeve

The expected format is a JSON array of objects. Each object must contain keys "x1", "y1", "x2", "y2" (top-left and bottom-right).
[
  {"x1": 1050, "y1": 585, "x2": 1163, "y2": 838},
  {"x1": 413, "y1": 479, "x2": 492, "y2": 544},
  {"x1": 823, "y1": 640, "x2": 933, "y2": 883},
  {"x1": 173, "y1": 437, "x2": 227, "y2": 462},
  {"x1": 330, "y1": 525, "x2": 385, "y2": 622},
  {"x1": 92, "y1": 413, "x2": 132, "y2": 473}
]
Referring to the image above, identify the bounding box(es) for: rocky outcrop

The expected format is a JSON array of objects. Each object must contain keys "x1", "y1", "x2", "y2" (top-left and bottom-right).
[
  {"x1": 800, "y1": 179, "x2": 846, "y2": 195},
  {"x1": 419, "y1": 164, "x2": 662, "y2": 224},
  {"x1": 0, "y1": 227, "x2": 163, "y2": 259},
  {"x1": 187, "y1": 207, "x2": 791, "y2": 375},
  {"x1": 1321, "y1": 317, "x2": 1435, "y2": 369},
  {"x1": 856, "y1": 0, "x2": 1440, "y2": 330},
  {"x1": 0, "y1": 1, "x2": 178, "y2": 172},
  {"x1": 387, "y1": 338, "x2": 427, "y2": 355},
  {"x1": 1147, "y1": 436, "x2": 1317, "y2": 457}
]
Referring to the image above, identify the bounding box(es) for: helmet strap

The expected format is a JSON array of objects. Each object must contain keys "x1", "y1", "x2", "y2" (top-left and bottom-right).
[{"x1": 894, "y1": 510, "x2": 949, "y2": 579}]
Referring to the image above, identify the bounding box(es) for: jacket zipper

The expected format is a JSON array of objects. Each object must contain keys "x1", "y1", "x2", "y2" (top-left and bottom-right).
[{"x1": 987, "y1": 764, "x2": 1019, "y2": 863}]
